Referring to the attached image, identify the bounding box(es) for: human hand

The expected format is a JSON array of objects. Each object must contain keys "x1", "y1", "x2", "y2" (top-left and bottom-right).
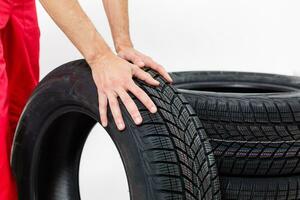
[
  {"x1": 88, "y1": 52, "x2": 160, "y2": 131},
  {"x1": 117, "y1": 47, "x2": 173, "y2": 83}
]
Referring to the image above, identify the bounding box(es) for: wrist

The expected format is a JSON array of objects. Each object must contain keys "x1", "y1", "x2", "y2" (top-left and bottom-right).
[
  {"x1": 86, "y1": 49, "x2": 115, "y2": 69},
  {"x1": 83, "y1": 32, "x2": 114, "y2": 66},
  {"x1": 114, "y1": 40, "x2": 133, "y2": 53}
]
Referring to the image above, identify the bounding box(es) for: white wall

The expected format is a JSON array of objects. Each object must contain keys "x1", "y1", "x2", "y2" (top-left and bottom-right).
[
  {"x1": 36, "y1": 1, "x2": 300, "y2": 199},
  {"x1": 38, "y1": 0, "x2": 300, "y2": 78}
]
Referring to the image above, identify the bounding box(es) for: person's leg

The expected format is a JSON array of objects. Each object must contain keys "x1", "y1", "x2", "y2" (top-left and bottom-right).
[
  {"x1": 3, "y1": 0, "x2": 40, "y2": 136},
  {"x1": 0, "y1": 1, "x2": 40, "y2": 199},
  {"x1": 0, "y1": 30, "x2": 18, "y2": 200}
]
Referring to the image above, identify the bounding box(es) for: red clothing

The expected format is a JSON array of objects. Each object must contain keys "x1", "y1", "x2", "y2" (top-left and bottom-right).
[{"x1": 0, "y1": 0, "x2": 40, "y2": 199}]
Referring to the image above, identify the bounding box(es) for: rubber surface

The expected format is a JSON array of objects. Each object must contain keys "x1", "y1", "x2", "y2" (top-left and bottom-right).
[
  {"x1": 220, "y1": 175, "x2": 300, "y2": 200},
  {"x1": 170, "y1": 71, "x2": 300, "y2": 176},
  {"x1": 11, "y1": 60, "x2": 221, "y2": 200}
]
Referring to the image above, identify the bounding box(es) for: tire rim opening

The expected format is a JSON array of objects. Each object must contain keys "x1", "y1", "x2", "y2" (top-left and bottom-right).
[
  {"x1": 35, "y1": 111, "x2": 129, "y2": 200},
  {"x1": 177, "y1": 82, "x2": 296, "y2": 93},
  {"x1": 79, "y1": 123, "x2": 130, "y2": 200}
]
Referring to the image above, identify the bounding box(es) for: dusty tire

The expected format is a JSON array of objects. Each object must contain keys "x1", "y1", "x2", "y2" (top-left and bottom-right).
[
  {"x1": 170, "y1": 71, "x2": 300, "y2": 176},
  {"x1": 11, "y1": 60, "x2": 221, "y2": 200}
]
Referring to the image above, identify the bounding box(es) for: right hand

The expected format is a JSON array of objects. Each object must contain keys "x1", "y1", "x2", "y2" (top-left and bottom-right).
[{"x1": 88, "y1": 52, "x2": 160, "y2": 131}]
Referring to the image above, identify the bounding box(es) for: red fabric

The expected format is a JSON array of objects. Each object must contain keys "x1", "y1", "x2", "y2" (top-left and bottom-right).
[{"x1": 0, "y1": 0, "x2": 40, "y2": 199}]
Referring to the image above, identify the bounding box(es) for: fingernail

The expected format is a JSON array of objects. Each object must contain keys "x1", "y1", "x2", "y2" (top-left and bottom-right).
[
  {"x1": 151, "y1": 106, "x2": 157, "y2": 113},
  {"x1": 102, "y1": 121, "x2": 107, "y2": 127},
  {"x1": 118, "y1": 122, "x2": 124, "y2": 130},
  {"x1": 135, "y1": 116, "x2": 143, "y2": 124},
  {"x1": 138, "y1": 61, "x2": 145, "y2": 66},
  {"x1": 155, "y1": 80, "x2": 160, "y2": 85}
]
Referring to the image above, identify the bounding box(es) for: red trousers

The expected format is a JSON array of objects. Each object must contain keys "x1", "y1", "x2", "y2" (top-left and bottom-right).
[{"x1": 0, "y1": 0, "x2": 40, "y2": 199}]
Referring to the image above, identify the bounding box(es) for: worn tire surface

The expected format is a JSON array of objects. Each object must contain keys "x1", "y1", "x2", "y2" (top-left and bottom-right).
[{"x1": 11, "y1": 60, "x2": 220, "y2": 200}]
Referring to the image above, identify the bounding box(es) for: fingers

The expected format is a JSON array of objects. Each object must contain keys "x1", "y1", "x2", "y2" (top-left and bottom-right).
[
  {"x1": 143, "y1": 57, "x2": 173, "y2": 83},
  {"x1": 107, "y1": 92, "x2": 125, "y2": 131},
  {"x1": 98, "y1": 82, "x2": 157, "y2": 131},
  {"x1": 118, "y1": 52, "x2": 145, "y2": 67},
  {"x1": 132, "y1": 65, "x2": 160, "y2": 86},
  {"x1": 117, "y1": 47, "x2": 172, "y2": 83},
  {"x1": 132, "y1": 57, "x2": 145, "y2": 67},
  {"x1": 98, "y1": 90, "x2": 108, "y2": 127},
  {"x1": 117, "y1": 89, "x2": 143, "y2": 125},
  {"x1": 128, "y1": 82, "x2": 157, "y2": 114},
  {"x1": 118, "y1": 50, "x2": 172, "y2": 83}
]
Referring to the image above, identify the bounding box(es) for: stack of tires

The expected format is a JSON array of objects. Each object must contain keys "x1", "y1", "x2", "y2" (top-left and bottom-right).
[
  {"x1": 10, "y1": 59, "x2": 300, "y2": 200},
  {"x1": 171, "y1": 71, "x2": 300, "y2": 199}
]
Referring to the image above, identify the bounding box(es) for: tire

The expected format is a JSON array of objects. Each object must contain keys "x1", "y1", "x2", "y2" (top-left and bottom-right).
[
  {"x1": 11, "y1": 60, "x2": 221, "y2": 200},
  {"x1": 170, "y1": 71, "x2": 300, "y2": 176},
  {"x1": 220, "y1": 175, "x2": 300, "y2": 200}
]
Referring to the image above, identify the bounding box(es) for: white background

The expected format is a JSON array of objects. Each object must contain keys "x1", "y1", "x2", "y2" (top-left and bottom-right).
[{"x1": 36, "y1": 0, "x2": 300, "y2": 199}]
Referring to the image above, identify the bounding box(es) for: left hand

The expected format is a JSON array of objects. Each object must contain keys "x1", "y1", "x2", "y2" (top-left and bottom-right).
[{"x1": 117, "y1": 47, "x2": 173, "y2": 83}]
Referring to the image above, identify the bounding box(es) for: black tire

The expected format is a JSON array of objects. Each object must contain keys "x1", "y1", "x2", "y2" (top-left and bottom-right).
[
  {"x1": 11, "y1": 60, "x2": 221, "y2": 200},
  {"x1": 220, "y1": 175, "x2": 300, "y2": 200},
  {"x1": 170, "y1": 71, "x2": 300, "y2": 176}
]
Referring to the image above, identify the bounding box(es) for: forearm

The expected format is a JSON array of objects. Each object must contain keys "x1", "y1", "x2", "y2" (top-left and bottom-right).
[
  {"x1": 39, "y1": 0, "x2": 113, "y2": 64},
  {"x1": 102, "y1": 0, "x2": 133, "y2": 52}
]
